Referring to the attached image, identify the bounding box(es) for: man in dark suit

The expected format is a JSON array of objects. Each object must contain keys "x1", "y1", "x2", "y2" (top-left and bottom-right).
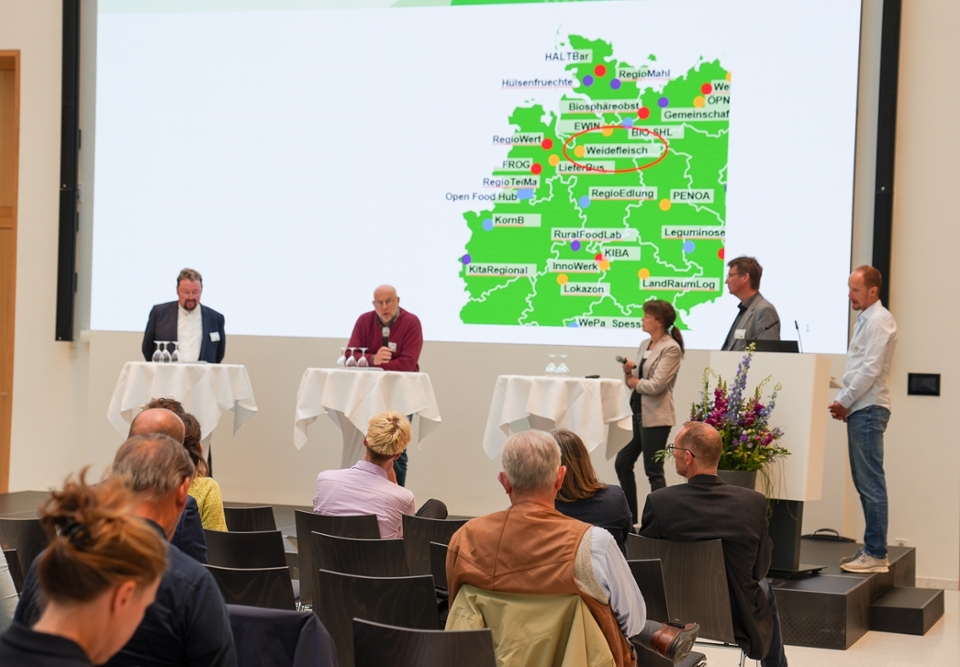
[
  {"x1": 721, "y1": 256, "x2": 780, "y2": 351},
  {"x1": 142, "y1": 268, "x2": 226, "y2": 363},
  {"x1": 638, "y1": 422, "x2": 787, "y2": 667}
]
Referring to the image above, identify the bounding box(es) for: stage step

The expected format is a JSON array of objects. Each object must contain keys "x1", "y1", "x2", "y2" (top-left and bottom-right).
[
  {"x1": 869, "y1": 587, "x2": 944, "y2": 635},
  {"x1": 774, "y1": 574, "x2": 870, "y2": 650}
]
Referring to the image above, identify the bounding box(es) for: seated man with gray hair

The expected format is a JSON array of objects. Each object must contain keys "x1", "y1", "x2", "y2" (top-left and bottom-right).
[{"x1": 446, "y1": 430, "x2": 698, "y2": 667}]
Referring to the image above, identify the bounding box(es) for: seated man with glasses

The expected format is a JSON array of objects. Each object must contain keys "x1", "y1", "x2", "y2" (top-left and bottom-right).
[
  {"x1": 639, "y1": 422, "x2": 788, "y2": 667},
  {"x1": 347, "y1": 284, "x2": 423, "y2": 486}
]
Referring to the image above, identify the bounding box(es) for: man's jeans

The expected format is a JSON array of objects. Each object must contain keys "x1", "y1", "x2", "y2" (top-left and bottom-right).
[
  {"x1": 846, "y1": 405, "x2": 890, "y2": 559},
  {"x1": 760, "y1": 580, "x2": 787, "y2": 667}
]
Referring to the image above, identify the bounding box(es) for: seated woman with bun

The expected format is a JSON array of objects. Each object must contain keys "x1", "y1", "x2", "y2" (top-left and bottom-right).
[
  {"x1": 182, "y1": 414, "x2": 228, "y2": 531},
  {"x1": 0, "y1": 472, "x2": 167, "y2": 666},
  {"x1": 552, "y1": 428, "x2": 634, "y2": 554}
]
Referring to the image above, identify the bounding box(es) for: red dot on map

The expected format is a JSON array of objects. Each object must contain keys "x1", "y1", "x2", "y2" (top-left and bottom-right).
[
  {"x1": 594, "y1": 253, "x2": 604, "y2": 261},
  {"x1": 638, "y1": 107, "x2": 650, "y2": 120},
  {"x1": 701, "y1": 82, "x2": 713, "y2": 95},
  {"x1": 594, "y1": 64, "x2": 607, "y2": 77},
  {"x1": 531, "y1": 163, "x2": 543, "y2": 175},
  {"x1": 718, "y1": 248, "x2": 725, "y2": 260},
  {"x1": 542, "y1": 138, "x2": 554, "y2": 150}
]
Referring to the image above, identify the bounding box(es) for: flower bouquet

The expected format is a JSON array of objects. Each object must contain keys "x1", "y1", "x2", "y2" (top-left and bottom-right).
[{"x1": 691, "y1": 343, "x2": 790, "y2": 473}]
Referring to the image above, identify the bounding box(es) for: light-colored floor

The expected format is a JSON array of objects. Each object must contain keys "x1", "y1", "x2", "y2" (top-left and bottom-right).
[{"x1": 695, "y1": 590, "x2": 958, "y2": 667}]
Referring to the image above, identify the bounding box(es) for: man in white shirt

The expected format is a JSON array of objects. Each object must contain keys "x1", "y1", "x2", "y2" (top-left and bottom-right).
[
  {"x1": 142, "y1": 268, "x2": 226, "y2": 363},
  {"x1": 828, "y1": 265, "x2": 898, "y2": 573}
]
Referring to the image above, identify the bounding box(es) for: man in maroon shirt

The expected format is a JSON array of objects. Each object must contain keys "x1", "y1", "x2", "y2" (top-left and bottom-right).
[{"x1": 347, "y1": 285, "x2": 423, "y2": 485}]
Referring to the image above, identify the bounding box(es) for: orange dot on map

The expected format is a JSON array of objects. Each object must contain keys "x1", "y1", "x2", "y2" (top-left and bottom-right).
[
  {"x1": 548, "y1": 154, "x2": 561, "y2": 167},
  {"x1": 557, "y1": 273, "x2": 569, "y2": 285},
  {"x1": 574, "y1": 145, "x2": 586, "y2": 158},
  {"x1": 638, "y1": 268, "x2": 651, "y2": 280},
  {"x1": 693, "y1": 96, "x2": 705, "y2": 108},
  {"x1": 602, "y1": 127, "x2": 614, "y2": 137},
  {"x1": 726, "y1": 71, "x2": 732, "y2": 82},
  {"x1": 599, "y1": 260, "x2": 611, "y2": 271},
  {"x1": 659, "y1": 199, "x2": 671, "y2": 211}
]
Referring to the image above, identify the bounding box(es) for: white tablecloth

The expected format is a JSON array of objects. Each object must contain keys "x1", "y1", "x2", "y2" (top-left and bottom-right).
[
  {"x1": 107, "y1": 362, "x2": 258, "y2": 439},
  {"x1": 294, "y1": 368, "x2": 441, "y2": 468},
  {"x1": 482, "y1": 374, "x2": 633, "y2": 460}
]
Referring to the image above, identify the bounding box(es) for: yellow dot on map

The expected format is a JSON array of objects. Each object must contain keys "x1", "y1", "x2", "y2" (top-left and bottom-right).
[
  {"x1": 602, "y1": 127, "x2": 614, "y2": 137},
  {"x1": 693, "y1": 96, "x2": 705, "y2": 108},
  {"x1": 574, "y1": 145, "x2": 586, "y2": 158},
  {"x1": 726, "y1": 71, "x2": 732, "y2": 82},
  {"x1": 557, "y1": 273, "x2": 569, "y2": 285},
  {"x1": 548, "y1": 153, "x2": 561, "y2": 167},
  {"x1": 659, "y1": 199, "x2": 671, "y2": 211},
  {"x1": 638, "y1": 268, "x2": 651, "y2": 280},
  {"x1": 599, "y1": 260, "x2": 611, "y2": 271}
]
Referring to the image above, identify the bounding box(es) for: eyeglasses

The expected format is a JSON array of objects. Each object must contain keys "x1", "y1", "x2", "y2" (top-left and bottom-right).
[
  {"x1": 373, "y1": 298, "x2": 396, "y2": 307},
  {"x1": 666, "y1": 443, "x2": 696, "y2": 458},
  {"x1": 726, "y1": 271, "x2": 742, "y2": 280}
]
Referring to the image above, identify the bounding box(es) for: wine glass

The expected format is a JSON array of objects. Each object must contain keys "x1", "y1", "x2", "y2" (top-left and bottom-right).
[
  {"x1": 357, "y1": 348, "x2": 369, "y2": 367},
  {"x1": 545, "y1": 354, "x2": 557, "y2": 375},
  {"x1": 345, "y1": 347, "x2": 357, "y2": 367},
  {"x1": 171, "y1": 341, "x2": 180, "y2": 363},
  {"x1": 336, "y1": 347, "x2": 346, "y2": 368},
  {"x1": 557, "y1": 354, "x2": 570, "y2": 376},
  {"x1": 152, "y1": 341, "x2": 163, "y2": 363},
  {"x1": 160, "y1": 342, "x2": 172, "y2": 364}
]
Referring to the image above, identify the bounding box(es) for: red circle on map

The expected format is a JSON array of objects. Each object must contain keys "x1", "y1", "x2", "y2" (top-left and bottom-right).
[
  {"x1": 594, "y1": 253, "x2": 604, "y2": 261},
  {"x1": 637, "y1": 107, "x2": 650, "y2": 119},
  {"x1": 718, "y1": 248, "x2": 725, "y2": 260},
  {"x1": 701, "y1": 82, "x2": 713, "y2": 95},
  {"x1": 531, "y1": 163, "x2": 543, "y2": 175},
  {"x1": 541, "y1": 138, "x2": 554, "y2": 150},
  {"x1": 594, "y1": 64, "x2": 607, "y2": 77},
  {"x1": 561, "y1": 125, "x2": 669, "y2": 174}
]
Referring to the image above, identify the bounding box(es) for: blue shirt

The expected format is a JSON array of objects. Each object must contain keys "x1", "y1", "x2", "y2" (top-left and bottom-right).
[
  {"x1": 15, "y1": 520, "x2": 237, "y2": 667},
  {"x1": 836, "y1": 301, "x2": 897, "y2": 413}
]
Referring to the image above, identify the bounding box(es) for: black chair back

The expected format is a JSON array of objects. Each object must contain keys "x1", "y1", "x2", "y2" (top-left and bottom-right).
[
  {"x1": 429, "y1": 541, "x2": 448, "y2": 592},
  {"x1": 313, "y1": 531, "x2": 407, "y2": 578},
  {"x1": 401, "y1": 515, "x2": 467, "y2": 576},
  {"x1": 626, "y1": 534, "x2": 736, "y2": 643},
  {"x1": 294, "y1": 510, "x2": 379, "y2": 607},
  {"x1": 2, "y1": 548, "x2": 24, "y2": 594},
  {"x1": 205, "y1": 529, "x2": 287, "y2": 569},
  {"x1": 227, "y1": 603, "x2": 338, "y2": 667},
  {"x1": 318, "y1": 569, "x2": 437, "y2": 667},
  {"x1": 205, "y1": 564, "x2": 296, "y2": 611},
  {"x1": 0, "y1": 517, "x2": 49, "y2": 576},
  {"x1": 627, "y1": 559, "x2": 670, "y2": 623},
  {"x1": 223, "y1": 505, "x2": 277, "y2": 532},
  {"x1": 353, "y1": 619, "x2": 495, "y2": 667}
]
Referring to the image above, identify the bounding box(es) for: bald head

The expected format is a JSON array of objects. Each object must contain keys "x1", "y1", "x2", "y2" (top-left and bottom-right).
[{"x1": 128, "y1": 408, "x2": 185, "y2": 444}]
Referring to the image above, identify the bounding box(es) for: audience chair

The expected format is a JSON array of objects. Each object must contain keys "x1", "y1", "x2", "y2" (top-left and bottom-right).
[
  {"x1": 311, "y1": 531, "x2": 408, "y2": 607},
  {"x1": 317, "y1": 569, "x2": 438, "y2": 667},
  {"x1": 353, "y1": 618, "x2": 496, "y2": 667},
  {"x1": 401, "y1": 515, "x2": 467, "y2": 576},
  {"x1": 2, "y1": 548, "x2": 24, "y2": 594},
  {"x1": 227, "y1": 603, "x2": 338, "y2": 667},
  {"x1": 205, "y1": 564, "x2": 296, "y2": 611},
  {"x1": 223, "y1": 505, "x2": 277, "y2": 532},
  {"x1": 294, "y1": 510, "x2": 379, "y2": 608},
  {"x1": 429, "y1": 541, "x2": 449, "y2": 594},
  {"x1": 205, "y1": 529, "x2": 288, "y2": 569},
  {"x1": 0, "y1": 517, "x2": 49, "y2": 576}
]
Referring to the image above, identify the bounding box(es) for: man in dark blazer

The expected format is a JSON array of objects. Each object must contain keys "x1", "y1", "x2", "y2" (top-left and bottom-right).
[
  {"x1": 721, "y1": 256, "x2": 780, "y2": 351},
  {"x1": 638, "y1": 422, "x2": 787, "y2": 667},
  {"x1": 142, "y1": 268, "x2": 226, "y2": 363}
]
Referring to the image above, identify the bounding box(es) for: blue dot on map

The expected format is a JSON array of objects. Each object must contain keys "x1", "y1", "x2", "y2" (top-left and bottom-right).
[
  {"x1": 482, "y1": 218, "x2": 494, "y2": 231},
  {"x1": 683, "y1": 240, "x2": 696, "y2": 253},
  {"x1": 658, "y1": 96, "x2": 670, "y2": 108},
  {"x1": 567, "y1": 321, "x2": 580, "y2": 328},
  {"x1": 579, "y1": 196, "x2": 591, "y2": 208},
  {"x1": 610, "y1": 78, "x2": 621, "y2": 90},
  {"x1": 517, "y1": 188, "x2": 534, "y2": 200},
  {"x1": 461, "y1": 254, "x2": 471, "y2": 264},
  {"x1": 571, "y1": 239, "x2": 582, "y2": 251},
  {"x1": 622, "y1": 117, "x2": 634, "y2": 128},
  {"x1": 582, "y1": 75, "x2": 594, "y2": 87}
]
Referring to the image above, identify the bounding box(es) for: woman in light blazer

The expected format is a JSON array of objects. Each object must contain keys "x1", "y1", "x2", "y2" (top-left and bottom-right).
[{"x1": 616, "y1": 299, "x2": 684, "y2": 524}]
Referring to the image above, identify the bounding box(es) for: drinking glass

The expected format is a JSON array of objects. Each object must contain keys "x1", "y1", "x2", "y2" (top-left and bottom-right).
[
  {"x1": 345, "y1": 347, "x2": 357, "y2": 367},
  {"x1": 152, "y1": 341, "x2": 163, "y2": 363},
  {"x1": 357, "y1": 348, "x2": 369, "y2": 367},
  {"x1": 557, "y1": 354, "x2": 570, "y2": 376},
  {"x1": 171, "y1": 341, "x2": 180, "y2": 363},
  {"x1": 160, "y1": 342, "x2": 172, "y2": 364},
  {"x1": 545, "y1": 354, "x2": 557, "y2": 375},
  {"x1": 336, "y1": 347, "x2": 346, "y2": 368}
]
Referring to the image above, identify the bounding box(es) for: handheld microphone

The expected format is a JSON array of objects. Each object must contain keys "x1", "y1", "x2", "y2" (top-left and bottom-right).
[
  {"x1": 615, "y1": 355, "x2": 629, "y2": 364},
  {"x1": 794, "y1": 320, "x2": 804, "y2": 354},
  {"x1": 382, "y1": 326, "x2": 390, "y2": 349}
]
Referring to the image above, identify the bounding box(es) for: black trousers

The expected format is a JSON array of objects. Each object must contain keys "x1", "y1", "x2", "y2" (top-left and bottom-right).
[{"x1": 615, "y1": 406, "x2": 670, "y2": 523}]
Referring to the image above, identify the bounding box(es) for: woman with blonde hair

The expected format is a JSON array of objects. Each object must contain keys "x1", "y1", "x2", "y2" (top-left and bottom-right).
[
  {"x1": 552, "y1": 428, "x2": 633, "y2": 553},
  {"x1": 0, "y1": 471, "x2": 167, "y2": 665}
]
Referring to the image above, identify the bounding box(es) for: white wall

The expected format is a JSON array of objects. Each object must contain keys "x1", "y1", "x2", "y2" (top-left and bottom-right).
[{"x1": 3, "y1": 0, "x2": 958, "y2": 588}]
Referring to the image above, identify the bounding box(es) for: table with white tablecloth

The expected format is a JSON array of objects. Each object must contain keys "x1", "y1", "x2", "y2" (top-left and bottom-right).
[
  {"x1": 107, "y1": 361, "x2": 258, "y2": 438},
  {"x1": 294, "y1": 368, "x2": 441, "y2": 468},
  {"x1": 482, "y1": 374, "x2": 633, "y2": 460}
]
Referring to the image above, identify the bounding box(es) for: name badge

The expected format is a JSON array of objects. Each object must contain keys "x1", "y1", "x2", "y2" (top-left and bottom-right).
[
  {"x1": 388, "y1": 342, "x2": 397, "y2": 353},
  {"x1": 642, "y1": 350, "x2": 652, "y2": 359},
  {"x1": 734, "y1": 329, "x2": 746, "y2": 340},
  {"x1": 210, "y1": 332, "x2": 221, "y2": 342}
]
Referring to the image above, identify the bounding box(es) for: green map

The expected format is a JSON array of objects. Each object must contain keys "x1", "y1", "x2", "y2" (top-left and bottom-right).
[{"x1": 459, "y1": 35, "x2": 729, "y2": 331}]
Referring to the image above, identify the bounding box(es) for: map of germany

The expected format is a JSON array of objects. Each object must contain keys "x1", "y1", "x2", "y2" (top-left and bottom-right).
[{"x1": 459, "y1": 35, "x2": 730, "y2": 330}]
